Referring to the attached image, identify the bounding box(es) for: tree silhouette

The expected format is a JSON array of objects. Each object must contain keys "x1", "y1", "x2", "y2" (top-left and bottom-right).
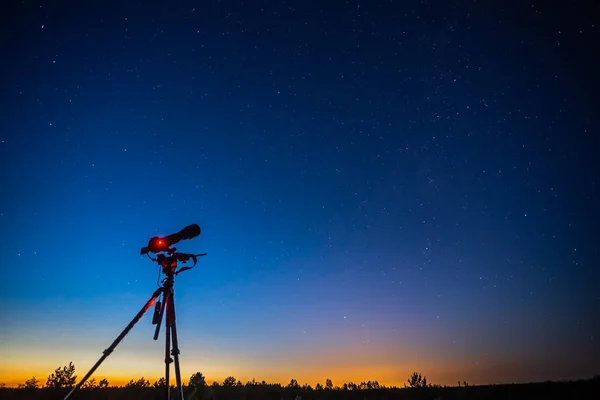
[
  {"x1": 325, "y1": 378, "x2": 333, "y2": 390},
  {"x1": 287, "y1": 378, "x2": 300, "y2": 389},
  {"x1": 98, "y1": 378, "x2": 109, "y2": 388},
  {"x1": 154, "y1": 377, "x2": 167, "y2": 388},
  {"x1": 82, "y1": 378, "x2": 97, "y2": 389},
  {"x1": 46, "y1": 362, "x2": 77, "y2": 388},
  {"x1": 189, "y1": 372, "x2": 206, "y2": 390},
  {"x1": 19, "y1": 377, "x2": 39, "y2": 389},
  {"x1": 407, "y1": 372, "x2": 427, "y2": 388},
  {"x1": 125, "y1": 377, "x2": 151, "y2": 388},
  {"x1": 222, "y1": 376, "x2": 236, "y2": 387}
]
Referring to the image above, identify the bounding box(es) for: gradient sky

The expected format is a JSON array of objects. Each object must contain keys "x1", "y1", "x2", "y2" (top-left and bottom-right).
[{"x1": 1, "y1": 0, "x2": 598, "y2": 389}]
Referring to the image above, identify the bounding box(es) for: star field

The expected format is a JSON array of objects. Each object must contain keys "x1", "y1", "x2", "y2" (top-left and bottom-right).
[{"x1": 1, "y1": 0, "x2": 598, "y2": 388}]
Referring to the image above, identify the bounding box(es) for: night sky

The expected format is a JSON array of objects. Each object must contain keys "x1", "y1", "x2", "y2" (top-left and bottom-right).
[{"x1": 1, "y1": 0, "x2": 599, "y2": 389}]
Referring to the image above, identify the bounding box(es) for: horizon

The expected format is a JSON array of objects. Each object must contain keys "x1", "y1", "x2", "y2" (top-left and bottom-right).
[
  {"x1": 2, "y1": 332, "x2": 596, "y2": 389},
  {"x1": 3, "y1": 365, "x2": 598, "y2": 390},
  {"x1": 1, "y1": 0, "x2": 598, "y2": 391}
]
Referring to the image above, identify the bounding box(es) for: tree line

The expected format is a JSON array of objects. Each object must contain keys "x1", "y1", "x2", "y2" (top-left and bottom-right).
[
  {"x1": 1, "y1": 363, "x2": 596, "y2": 400},
  {"x1": 3, "y1": 362, "x2": 437, "y2": 390}
]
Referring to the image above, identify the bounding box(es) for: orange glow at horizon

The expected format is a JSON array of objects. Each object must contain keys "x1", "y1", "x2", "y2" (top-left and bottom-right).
[
  {"x1": 2, "y1": 305, "x2": 596, "y2": 390},
  {"x1": 3, "y1": 356, "x2": 594, "y2": 389},
  {"x1": 0, "y1": 364, "x2": 437, "y2": 389}
]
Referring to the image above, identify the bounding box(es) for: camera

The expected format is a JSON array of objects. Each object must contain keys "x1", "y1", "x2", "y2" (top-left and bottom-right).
[{"x1": 140, "y1": 224, "x2": 201, "y2": 255}]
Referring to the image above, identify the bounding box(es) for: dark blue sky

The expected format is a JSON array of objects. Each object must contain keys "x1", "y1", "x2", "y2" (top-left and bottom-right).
[{"x1": 1, "y1": 0, "x2": 598, "y2": 388}]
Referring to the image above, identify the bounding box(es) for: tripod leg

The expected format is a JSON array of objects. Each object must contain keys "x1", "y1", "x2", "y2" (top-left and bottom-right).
[
  {"x1": 168, "y1": 289, "x2": 185, "y2": 400},
  {"x1": 64, "y1": 287, "x2": 163, "y2": 400},
  {"x1": 154, "y1": 292, "x2": 167, "y2": 340},
  {"x1": 164, "y1": 294, "x2": 173, "y2": 400}
]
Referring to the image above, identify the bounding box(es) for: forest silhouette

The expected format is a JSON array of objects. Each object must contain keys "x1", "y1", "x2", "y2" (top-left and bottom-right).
[{"x1": 0, "y1": 363, "x2": 597, "y2": 400}]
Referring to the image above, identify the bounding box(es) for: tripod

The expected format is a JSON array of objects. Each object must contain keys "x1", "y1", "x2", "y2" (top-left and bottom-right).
[{"x1": 64, "y1": 250, "x2": 206, "y2": 400}]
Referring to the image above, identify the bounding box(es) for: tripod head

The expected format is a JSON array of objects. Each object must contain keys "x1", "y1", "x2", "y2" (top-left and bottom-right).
[
  {"x1": 141, "y1": 223, "x2": 207, "y2": 275},
  {"x1": 149, "y1": 251, "x2": 207, "y2": 275}
]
